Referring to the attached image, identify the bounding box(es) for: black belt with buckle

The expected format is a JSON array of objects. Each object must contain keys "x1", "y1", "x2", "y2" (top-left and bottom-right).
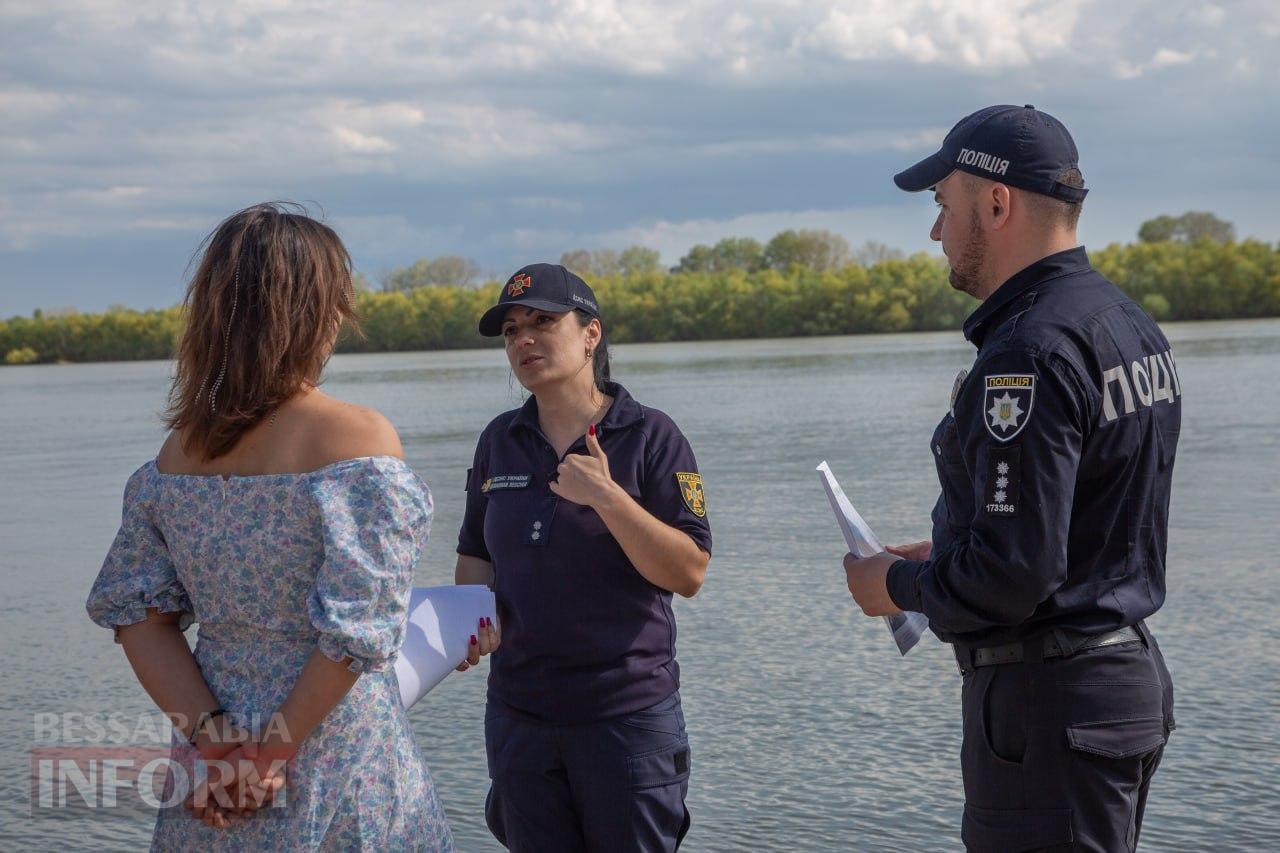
[{"x1": 955, "y1": 626, "x2": 1142, "y2": 674}]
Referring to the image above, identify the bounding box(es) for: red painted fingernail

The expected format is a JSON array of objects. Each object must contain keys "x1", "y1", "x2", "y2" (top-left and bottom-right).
[
  {"x1": 486, "y1": 617, "x2": 494, "y2": 628},
  {"x1": 470, "y1": 634, "x2": 477, "y2": 645},
  {"x1": 479, "y1": 617, "x2": 486, "y2": 629},
  {"x1": 589, "y1": 423, "x2": 596, "y2": 436}
]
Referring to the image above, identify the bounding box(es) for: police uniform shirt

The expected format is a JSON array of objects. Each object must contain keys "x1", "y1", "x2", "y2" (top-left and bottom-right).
[
  {"x1": 886, "y1": 247, "x2": 1182, "y2": 648},
  {"x1": 458, "y1": 381, "x2": 712, "y2": 723}
]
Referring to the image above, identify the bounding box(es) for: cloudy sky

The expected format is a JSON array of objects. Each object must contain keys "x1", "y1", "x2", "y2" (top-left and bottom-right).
[{"x1": 2, "y1": 0, "x2": 1278, "y2": 316}]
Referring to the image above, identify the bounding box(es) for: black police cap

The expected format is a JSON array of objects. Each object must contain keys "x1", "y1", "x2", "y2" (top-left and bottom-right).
[
  {"x1": 478, "y1": 263, "x2": 602, "y2": 337},
  {"x1": 894, "y1": 104, "x2": 1087, "y2": 203}
]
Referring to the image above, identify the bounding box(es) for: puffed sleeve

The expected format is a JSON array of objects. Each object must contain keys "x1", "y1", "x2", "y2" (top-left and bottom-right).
[
  {"x1": 307, "y1": 459, "x2": 433, "y2": 673},
  {"x1": 86, "y1": 466, "x2": 194, "y2": 641},
  {"x1": 642, "y1": 411, "x2": 713, "y2": 555}
]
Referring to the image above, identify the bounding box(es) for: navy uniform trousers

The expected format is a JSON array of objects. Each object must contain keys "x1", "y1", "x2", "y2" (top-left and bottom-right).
[
  {"x1": 485, "y1": 690, "x2": 692, "y2": 852},
  {"x1": 959, "y1": 623, "x2": 1175, "y2": 852}
]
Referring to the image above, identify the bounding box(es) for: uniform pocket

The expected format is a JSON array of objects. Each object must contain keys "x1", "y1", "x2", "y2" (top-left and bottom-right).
[
  {"x1": 628, "y1": 740, "x2": 691, "y2": 790},
  {"x1": 619, "y1": 691, "x2": 685, "y2": 735},
  {"x1": 933, "y1": 415, "x2": 974, "y2": 526},
  {"x1": 981, "y1": 665, "x2": 1027, "y2": 765},
  {"x1": 961, "y1": 803, "x2": 1073, "y2": 852},
  {"x1": 1066, "y1": 716, "x2": 1166, "y2": 759},
  {"x1": 627, "y1": 739, "x2": 693, "y2": 851}
]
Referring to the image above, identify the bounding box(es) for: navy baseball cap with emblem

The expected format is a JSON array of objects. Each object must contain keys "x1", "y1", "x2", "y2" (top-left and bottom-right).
[
  {"x1": 478, "y1": 263, "x2": 602, "y2": 337},
  {"x1": 894, "y1": 104, "x2": 1088, "y2": 202}
]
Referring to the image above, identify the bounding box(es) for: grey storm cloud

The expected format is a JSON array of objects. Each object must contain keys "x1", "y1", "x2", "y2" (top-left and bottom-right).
[{"x1": 1, "y1": 0, "x2": 1277, "y2": 314}]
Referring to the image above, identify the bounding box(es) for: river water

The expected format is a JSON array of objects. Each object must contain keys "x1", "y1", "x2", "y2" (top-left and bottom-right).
[{"x1": 1, "y1": 319, "x2": 1277, "y2": 850}]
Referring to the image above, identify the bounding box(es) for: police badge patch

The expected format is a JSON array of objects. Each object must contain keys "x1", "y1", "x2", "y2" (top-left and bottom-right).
[
  {"x1": 983, "y1": 374, "x2": 1035, "y2": 442},
  {"x1": 675, "y1": 472, "x2": 706, "y2": 518}
]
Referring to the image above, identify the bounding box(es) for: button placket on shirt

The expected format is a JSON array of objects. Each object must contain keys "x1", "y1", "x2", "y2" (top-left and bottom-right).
[
  {"x1": 526, "y1": 437, "x2": 563, "y2": 546},
  {"x1": 524, "y1": 425, "x2": 603, "y2": 547}
]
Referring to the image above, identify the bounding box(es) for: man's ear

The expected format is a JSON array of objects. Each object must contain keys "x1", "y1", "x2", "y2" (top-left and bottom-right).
[{"x1": 989, "y1": 183, "x2": 1012, "y2": 230}]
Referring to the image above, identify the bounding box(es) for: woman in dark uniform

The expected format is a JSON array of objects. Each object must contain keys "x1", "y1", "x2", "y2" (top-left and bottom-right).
[{"x1": 454, "y1": 263, "x2": 711, "y2": 852}]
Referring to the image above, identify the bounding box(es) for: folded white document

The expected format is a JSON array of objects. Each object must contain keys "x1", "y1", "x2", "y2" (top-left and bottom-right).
[
  {"x1": 395, "y1": 585, "x2": 497, "y2": 709},
  {"x1": 817, "y1": 461, "x2": 929, "y2": 656}
]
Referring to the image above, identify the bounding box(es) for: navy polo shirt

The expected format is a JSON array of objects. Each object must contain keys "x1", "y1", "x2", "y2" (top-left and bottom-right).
[{"x1": 458, "y1": 381, "x2": 712, "y2": 723}]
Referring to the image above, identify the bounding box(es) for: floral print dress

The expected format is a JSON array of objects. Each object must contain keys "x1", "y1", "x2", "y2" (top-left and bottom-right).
[{"x1": 86, "y1": 455, "x2": 454, "y2": 851}]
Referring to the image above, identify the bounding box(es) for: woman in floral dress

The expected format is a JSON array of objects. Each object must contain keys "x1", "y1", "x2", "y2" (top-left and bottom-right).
[{"x1": 86, "y1": 203, "x2": 492, "y2": 850}]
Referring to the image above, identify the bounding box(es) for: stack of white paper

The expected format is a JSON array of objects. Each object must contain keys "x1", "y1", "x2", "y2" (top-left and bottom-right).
[
  {"x1": 395, "y1": 585, "x2": 497, "y2": 709},
  {"x1": 817, "y1": 461, "x2": 929, "y2": 656}
]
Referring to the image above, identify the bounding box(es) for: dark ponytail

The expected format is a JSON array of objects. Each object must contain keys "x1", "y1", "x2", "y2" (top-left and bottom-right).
[{"x1": 575, "y1": 308, "x2": 611, "y2": 392}]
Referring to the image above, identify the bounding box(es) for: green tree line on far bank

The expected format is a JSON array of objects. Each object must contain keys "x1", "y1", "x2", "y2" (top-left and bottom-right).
[{"x1": 3, "y1": 213, "x2": 1277, "y2": 365}]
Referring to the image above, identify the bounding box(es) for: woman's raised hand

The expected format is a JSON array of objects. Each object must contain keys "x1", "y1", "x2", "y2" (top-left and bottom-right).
[
  {"x1": 549, "y1": 424, "x2": 619, "y2": 509},
  {"x1": 456, "y1": 616, "x2": 501, "y2": 672}
]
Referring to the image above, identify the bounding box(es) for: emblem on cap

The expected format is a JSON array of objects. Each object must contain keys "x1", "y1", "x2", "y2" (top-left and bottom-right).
[
  {"x1": 507, "y1": 273, "x2": 533, "y2": 297},
  {"x1": 983, "y1": 374, "x2": 1035, "y2": 441},
  {"x1": 675, "y1": 472, "x2": 707, "y2": 518}
]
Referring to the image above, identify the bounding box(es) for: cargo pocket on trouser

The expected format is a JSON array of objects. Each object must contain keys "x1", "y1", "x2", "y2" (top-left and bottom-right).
[
  {"x1": 962, "y1": 804, "x2": 1073, "y2": 852},
  {"x1": 1066, "y1": 716, "x2": 1167, "y2": 760},
  {"x1": 628, "y1": 740, "x2": 692, "y2": 851},
  {"x1": 1064, "y1": 716, "x2": 1168, "y2": 852}
]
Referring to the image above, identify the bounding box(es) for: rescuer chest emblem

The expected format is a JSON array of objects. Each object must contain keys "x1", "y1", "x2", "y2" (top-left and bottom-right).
[
  {"x1": 984, "y1": 374, "x2": 1035, "y2": 442},
  {"x1": 481, "y1": 474, "x2": 532, "y2": 493}
]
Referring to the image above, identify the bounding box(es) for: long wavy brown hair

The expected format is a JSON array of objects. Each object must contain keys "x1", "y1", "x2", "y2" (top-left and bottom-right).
[{"x1": 165, "y1": 202, "x2": 361, "y2": 460}]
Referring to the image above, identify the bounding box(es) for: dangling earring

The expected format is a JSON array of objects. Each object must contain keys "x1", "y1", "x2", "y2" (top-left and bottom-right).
[{"x1": 586, "y1": 348, "x2": 594, "y2": 360}]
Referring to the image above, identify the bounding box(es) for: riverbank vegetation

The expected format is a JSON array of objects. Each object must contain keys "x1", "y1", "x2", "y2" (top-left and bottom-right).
[{"x1": 4, "y1": 215, "x2": 1276, "y2": 365}]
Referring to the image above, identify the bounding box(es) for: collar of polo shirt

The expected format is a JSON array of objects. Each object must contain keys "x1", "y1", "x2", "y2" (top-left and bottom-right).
[{"x1": 506, "y1": 380, "x2": 645, "y2": 437}]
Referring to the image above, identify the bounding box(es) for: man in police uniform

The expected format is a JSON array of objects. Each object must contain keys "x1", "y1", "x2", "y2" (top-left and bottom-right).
[{"x1": 843, "y1": 105, "x2": 1179, "y2": 851}]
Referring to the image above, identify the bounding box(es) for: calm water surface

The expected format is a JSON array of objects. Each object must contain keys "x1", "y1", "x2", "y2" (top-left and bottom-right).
[{"x1": 1, "y1": 320, "x2": 1277, "y2": 850}]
